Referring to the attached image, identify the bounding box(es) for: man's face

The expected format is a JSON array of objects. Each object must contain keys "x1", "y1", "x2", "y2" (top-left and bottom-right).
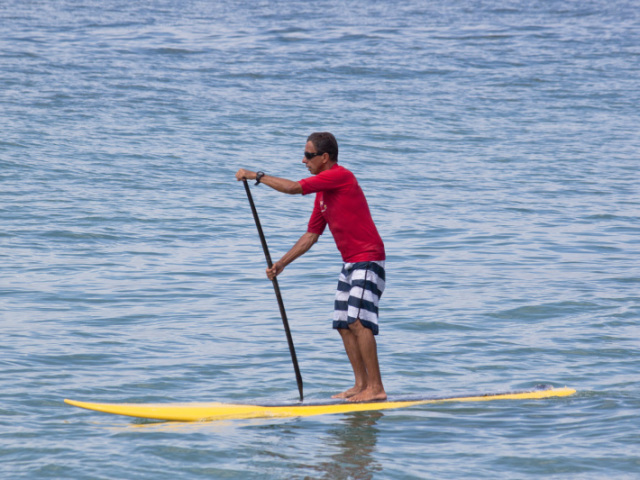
[{"x1": 302, "y1": 140, "x2": 328, "y2": 175}]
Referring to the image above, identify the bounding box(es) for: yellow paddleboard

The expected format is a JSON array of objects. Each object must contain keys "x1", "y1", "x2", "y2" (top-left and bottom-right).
[{"x1": 65, "y1": 385, "x2": 575, "y2": 422}]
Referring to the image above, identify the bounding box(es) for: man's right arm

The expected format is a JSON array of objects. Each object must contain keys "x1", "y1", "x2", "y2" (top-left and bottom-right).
[
  {"x1": 235, "y1": 169, "x2": 302, "y2": 195},
  {"x1": 266, "y1": 232, "x2": 319, "y2": 279}
]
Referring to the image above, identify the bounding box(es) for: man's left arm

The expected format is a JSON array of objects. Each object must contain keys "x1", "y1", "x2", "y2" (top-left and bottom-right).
[{"x1": 235, "y1": 169, "x2": 302, "y2": 195}]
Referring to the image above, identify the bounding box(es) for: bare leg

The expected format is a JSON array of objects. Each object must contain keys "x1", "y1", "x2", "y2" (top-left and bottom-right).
[
  {"x1": 333, "y1": 319, "x2": 387, "y2": 402},
  {"x1": 332, "y1": 327, "x2": 368, "y2": 398},
  {"x1": 346, "y1": 320, "x2": 386, "y2": 403}
]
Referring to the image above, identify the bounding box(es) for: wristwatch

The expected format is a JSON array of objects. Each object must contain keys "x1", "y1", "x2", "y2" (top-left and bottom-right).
[{"x1": 255, "y1": 171, "x2": 265, "y2": 185}]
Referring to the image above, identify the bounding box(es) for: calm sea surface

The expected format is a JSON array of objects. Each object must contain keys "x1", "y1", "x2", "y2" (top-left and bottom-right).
[{"x1": 1, "y1": 0, "x2": 639, "y2": 478}]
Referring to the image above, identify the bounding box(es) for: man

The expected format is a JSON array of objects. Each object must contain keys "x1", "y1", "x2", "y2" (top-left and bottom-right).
[{"x1": 235, "y1": 132, "x2": 386, "y2": 402}]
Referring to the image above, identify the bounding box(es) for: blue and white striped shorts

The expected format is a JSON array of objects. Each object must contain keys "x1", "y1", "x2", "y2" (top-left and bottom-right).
[{"x1": 333, "y1": 261, "x2": 386, "y2": 335}]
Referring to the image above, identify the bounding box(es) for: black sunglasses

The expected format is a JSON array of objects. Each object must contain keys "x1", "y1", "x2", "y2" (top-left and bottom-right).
[{"x1": 304, "y1": 151, "x2": 324, "y2": 160}]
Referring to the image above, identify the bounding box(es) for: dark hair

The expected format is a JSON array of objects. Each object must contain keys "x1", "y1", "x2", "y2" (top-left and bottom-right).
[{"x1": 307, "y1": 132, "x2": 338, "y2": 162}]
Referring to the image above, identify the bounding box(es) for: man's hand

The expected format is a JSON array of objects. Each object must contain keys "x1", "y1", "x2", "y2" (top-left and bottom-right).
[
  {"x1": 235, "y1": 169, "x2": 256, "y2": 181},
  {"x1": 266, "y1": 261, "x2": 285, "y2": 280}
]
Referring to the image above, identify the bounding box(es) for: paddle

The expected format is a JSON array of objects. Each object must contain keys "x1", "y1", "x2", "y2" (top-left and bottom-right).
[{"x1": 242, "y1": 179, "x2": 304, "y2": 402}]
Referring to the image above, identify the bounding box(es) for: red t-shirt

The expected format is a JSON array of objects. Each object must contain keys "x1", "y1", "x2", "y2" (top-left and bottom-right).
[{"x1": 299, "y1": 164, "x2": 385, "y2": 263}]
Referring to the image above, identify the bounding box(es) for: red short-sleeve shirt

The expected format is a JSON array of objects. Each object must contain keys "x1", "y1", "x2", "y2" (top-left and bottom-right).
[{"x1": 299, "y1": 164, "x2": 385, "y2": 263}]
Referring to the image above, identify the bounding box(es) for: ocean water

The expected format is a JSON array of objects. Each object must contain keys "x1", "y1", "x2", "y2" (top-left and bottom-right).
[{"x1": 1, "y1": 0, "x2": 639, "y2": 478}]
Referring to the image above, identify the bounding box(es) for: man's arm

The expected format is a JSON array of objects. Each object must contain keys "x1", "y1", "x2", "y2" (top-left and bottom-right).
[
  {"x1": 235, "y1": 169, "x2": 302, "y2": 195},
  {"x1": 266, "y1": 232, "x2": 319, "y2": 279}
]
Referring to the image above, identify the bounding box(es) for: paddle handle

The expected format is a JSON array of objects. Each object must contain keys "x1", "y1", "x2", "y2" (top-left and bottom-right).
[{"x1": 242, "y1": 179, "x2": 304, "y2": 402}]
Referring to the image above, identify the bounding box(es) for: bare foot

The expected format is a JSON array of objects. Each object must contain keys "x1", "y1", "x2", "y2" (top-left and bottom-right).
[
  {"x1": 346, "y1": 388, "x2": 387, "y2": 403},
  {"x1": 331, "y1": 386, "x2": 364, "y2": 399}
]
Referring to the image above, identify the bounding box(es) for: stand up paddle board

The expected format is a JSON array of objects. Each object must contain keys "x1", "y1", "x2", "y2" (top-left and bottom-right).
[{"x1": 65, "y1": 384, "x2": 575, "y2": 422}]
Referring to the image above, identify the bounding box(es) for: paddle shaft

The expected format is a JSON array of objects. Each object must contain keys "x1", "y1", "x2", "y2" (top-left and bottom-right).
[{"x1": 242, "y1": 179, "x2": 304, "y2": 401}]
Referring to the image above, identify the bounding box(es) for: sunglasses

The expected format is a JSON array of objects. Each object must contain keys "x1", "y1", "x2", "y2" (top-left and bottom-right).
[{"x1": 304, "y1": 151, "x2": 324, "y2": 160}]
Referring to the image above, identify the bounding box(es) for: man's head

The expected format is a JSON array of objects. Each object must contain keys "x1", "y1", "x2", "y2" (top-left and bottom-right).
[
  {"x1": 306, "y1": 132, "x2": 338, "y2": 162},
  {"x1": 303, "y1": 132, "x2": 338, "y2": 175}
]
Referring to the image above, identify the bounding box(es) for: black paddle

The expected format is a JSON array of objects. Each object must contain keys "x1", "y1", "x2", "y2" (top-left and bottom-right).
[{"x1": 242, "y1": 179, "x2": 304, "y2": 402}]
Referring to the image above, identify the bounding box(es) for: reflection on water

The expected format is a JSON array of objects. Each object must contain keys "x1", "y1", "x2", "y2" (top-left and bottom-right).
[{"x1": 307, "y1": 411, "x2": 383, "y2": 480}]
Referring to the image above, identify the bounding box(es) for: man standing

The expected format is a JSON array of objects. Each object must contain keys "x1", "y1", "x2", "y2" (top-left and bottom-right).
[{"x1": 235, "y1": 132, "x2": 386, "y2": 402}]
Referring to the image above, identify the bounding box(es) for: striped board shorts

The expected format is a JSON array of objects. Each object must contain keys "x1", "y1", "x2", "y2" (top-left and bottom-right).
[{"x1": 333, "y1": 261, "x2": 386, "y2": 335}]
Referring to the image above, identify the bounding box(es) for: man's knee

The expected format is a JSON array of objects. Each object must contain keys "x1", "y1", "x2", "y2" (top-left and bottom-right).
[{"x1": 348, "y1": 319, "x2": 371, "y2": 334}]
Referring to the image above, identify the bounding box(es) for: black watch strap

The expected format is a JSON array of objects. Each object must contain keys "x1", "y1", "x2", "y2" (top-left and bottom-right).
[{"x1": 255, "y1": 171, "x2": 265, "y2": 185}]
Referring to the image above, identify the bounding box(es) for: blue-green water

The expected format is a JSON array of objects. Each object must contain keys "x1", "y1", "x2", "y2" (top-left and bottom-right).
[{"x1": 1, "y1": 1, "x2": 639, "y2": 478}]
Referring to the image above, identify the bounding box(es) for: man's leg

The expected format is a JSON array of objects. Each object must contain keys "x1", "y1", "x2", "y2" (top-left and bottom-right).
[
  {"x1": 345, "y1": 319, "x2": 386, "y2": 402},
  {"x1": 332, "y1": 328, "x2": 368, "y2": 399},
  {"x1": 332, "y1": 260, "x2": 386, "y2": 401}
]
